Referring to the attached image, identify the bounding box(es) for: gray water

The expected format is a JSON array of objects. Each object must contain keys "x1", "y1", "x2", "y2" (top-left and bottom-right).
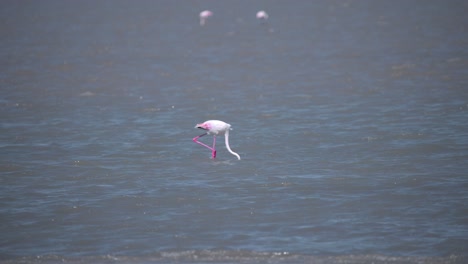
[{"x1": 1, "y1": 0, "x2": 468, "y2": 263}]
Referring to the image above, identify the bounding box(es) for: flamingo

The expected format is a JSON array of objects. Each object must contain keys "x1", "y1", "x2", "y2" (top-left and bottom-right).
[
  {"x1": 193, "y1": 120, "x2": 241, "y2": 160},
  {"x1": 199, "y1": 10, "x2": 213, "y2": 26},
  {"x1": 256, "y1": 10, "x2": 269, "y2": 21}
]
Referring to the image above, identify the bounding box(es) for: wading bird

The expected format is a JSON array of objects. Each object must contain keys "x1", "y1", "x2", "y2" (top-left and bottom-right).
[
  {"x1": 193, "y1": 120, "x2": 241, "y2": 160},
  {"x1": 256, "y1": 10, "x2": 269, "y2": 21},
  {"x1": 199, "y1": 10, "x2": 213, "y2": 26}
]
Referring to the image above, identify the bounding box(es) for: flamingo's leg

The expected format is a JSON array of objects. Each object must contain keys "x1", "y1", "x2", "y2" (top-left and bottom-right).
[
  {"x1": 212, "y1": 136, "x2": 216, "y2": 159},
  {"x1": 193, "y1": 133, "x2": 216, "y2": 158}
]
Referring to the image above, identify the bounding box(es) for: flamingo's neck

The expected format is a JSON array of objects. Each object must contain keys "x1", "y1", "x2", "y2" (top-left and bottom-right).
[{"x1": 224, "y1": 130, "x2": 241, "y2": 160}]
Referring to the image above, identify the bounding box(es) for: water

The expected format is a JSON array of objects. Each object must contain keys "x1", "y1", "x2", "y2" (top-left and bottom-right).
[{"x1": 1, "y1": 0, "x2": 468, "y2": 263}]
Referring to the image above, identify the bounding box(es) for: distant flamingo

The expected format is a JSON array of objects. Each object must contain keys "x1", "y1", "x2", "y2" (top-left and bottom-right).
[
  {"x1": 256, "y1": 10, "x2": 269, "y2": 21},
  {"x1": 193, "y1": 120, "x2": 241, "y2": 160},
  {"x1": 199, "y1": 10, "x2": 213, "y2": 26}
]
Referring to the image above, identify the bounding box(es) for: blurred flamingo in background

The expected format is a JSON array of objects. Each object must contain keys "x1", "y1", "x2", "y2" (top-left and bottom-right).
[
  {"x1": 193, "y1": 120, "x2": 241, "y2": 160},
  {"x1": 256, "y1": 10, "x2": 269, "y2": 21},
  {"x1": 199, "y1": 10, "x2": 213, "y2": 26}
]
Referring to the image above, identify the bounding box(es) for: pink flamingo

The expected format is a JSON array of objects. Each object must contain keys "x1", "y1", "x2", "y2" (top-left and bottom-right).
[
  {"x1": 199, "y1": 10, "x2": 213, "y2": 26},
  {"x1": 256, "y1": 10, "x2": 269, "y2": 20},
  {"x1": 193, "y1": 120, "x2": 241, "y2": 160}
]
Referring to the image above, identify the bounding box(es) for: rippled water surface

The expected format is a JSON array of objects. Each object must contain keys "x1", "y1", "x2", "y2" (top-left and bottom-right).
[{"x1": 1, "y1": 0, "x2": 468, "y2": 263}]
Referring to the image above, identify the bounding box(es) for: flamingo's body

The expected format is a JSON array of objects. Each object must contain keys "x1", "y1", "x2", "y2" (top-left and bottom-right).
[
  {"x1": 256, "y1": 10, "x2": 269, "y2": 20},
  {"x1": 193, "y1": 120, "x2": 241, "y2": 160},
  {"x1": 199, "y1": 10, "x2": 213, "y2": 26}
]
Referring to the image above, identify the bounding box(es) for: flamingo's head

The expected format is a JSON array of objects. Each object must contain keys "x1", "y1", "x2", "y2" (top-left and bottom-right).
[{"x1": 195, "y1": 122, "x2": 211, "y2": 130}]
